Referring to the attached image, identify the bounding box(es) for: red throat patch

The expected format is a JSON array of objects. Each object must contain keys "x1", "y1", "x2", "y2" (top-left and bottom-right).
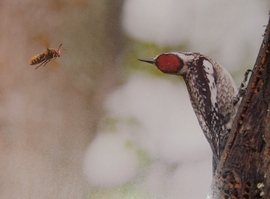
[{"x1": 155, "y1": 54, "x2": 182, "y2": 74}]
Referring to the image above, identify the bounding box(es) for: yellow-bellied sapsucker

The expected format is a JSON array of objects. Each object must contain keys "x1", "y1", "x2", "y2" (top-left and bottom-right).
[{"x1": 139, "y1": 52, "x2": 240, "y2": 173}]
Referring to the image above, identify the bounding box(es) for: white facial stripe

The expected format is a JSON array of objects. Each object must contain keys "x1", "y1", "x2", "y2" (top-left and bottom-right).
[{"x1": 172, "y1": 52, "x2": 195, "y2": 62}]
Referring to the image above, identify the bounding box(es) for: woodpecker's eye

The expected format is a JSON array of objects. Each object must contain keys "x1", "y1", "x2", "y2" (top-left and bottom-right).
[{"x1": 155, "y1": 54, "x2": 182, "y2": 74}]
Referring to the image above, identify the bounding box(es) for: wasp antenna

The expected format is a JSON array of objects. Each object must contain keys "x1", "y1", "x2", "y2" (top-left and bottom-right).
[{"x1": 55, "y1": 44, "x2": 63, "y2": 51}]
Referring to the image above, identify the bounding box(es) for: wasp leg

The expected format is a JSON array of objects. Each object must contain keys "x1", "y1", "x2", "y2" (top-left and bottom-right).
[
  {"x1": 35, "y1": 60, "x2": 47, "y2": 69},
  {"x1": 35, "y1": 59, "x2": 51, "y2": 69},
  {"x1": 43, "y1": 59, "x2": 52, "y2": 67}
]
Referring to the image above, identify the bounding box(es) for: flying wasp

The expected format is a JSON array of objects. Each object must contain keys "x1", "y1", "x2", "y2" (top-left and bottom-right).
[{"x1": 30, "y1": 44, "x2": 65, "y2": 69}]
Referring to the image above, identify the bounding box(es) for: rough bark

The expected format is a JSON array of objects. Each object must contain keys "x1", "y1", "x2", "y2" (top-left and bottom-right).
[{"x1": 209, "y1": 13, "x2": 270, "y2": 199}]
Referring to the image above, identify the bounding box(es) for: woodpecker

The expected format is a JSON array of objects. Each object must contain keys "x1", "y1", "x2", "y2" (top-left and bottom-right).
[{"x1": 138, "y1": 52, "x2": 239, "y2": 173}]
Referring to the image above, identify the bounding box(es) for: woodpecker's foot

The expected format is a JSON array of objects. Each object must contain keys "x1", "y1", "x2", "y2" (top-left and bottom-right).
[{"x1": 233, "y1": 69, "x2": 253, "y2": 106}]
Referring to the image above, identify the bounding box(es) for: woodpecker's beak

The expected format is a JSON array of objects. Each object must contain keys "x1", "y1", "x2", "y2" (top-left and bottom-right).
[{"x1": 138, "y1": 58, "x2": 155, "y2": 65}]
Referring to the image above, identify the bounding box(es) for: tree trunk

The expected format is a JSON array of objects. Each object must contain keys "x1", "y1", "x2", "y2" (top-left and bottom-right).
[{"x1": 209, "y1": 13, "x2": 270, "y2": 199}]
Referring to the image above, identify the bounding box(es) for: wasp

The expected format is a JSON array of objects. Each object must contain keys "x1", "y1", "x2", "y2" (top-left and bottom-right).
[{"x1": 30, "y1": 44, "x2": 65, "y2": 69}]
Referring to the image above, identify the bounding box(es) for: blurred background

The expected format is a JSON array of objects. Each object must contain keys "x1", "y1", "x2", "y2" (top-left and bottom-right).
[{"x1": 0, "y1": 0, "x2": 269, "y2": 198}]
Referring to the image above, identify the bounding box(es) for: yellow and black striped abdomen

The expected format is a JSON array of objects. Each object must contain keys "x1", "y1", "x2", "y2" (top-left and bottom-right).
[{"x1": 29, "y1": 52, "x2": 47, "y2": 65}]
